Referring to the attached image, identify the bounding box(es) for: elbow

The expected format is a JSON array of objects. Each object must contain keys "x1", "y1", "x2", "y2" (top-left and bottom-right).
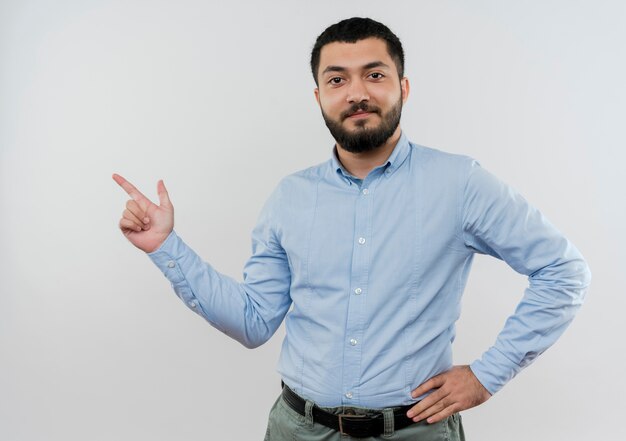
[
  {"x1": 565, "y1": 256, "x2": 592, "y2": 306},
  {"x1": 577, "y1": 260, "x2": 592, "y2": 301},
  {"x1": 206, "y1": 315, "x2": 272, "y2": 349},
  {"x1": 581, "y1": 261, "x2": 591, "y2": 289},
  {"x1": 529, "y1": 254, "x2": 591, "y2": 306},
  {"x1": 572, "y1": 254, "x2": 592, "y2": 291},
  {"x1": 217, "y1": 327, "x2": 270, "y2": 349},
  {"x1": 580, "y1": 262, "x2": 591, "y2": 290},
  {"x1": 238, "y1": 300, "x2": 283, "y2": 349},
  {"x1": 240, "y1": 333, "x2": 271, "y2": 349},
  {"x1": 239, "y1": 319, "x2": 274, "y2": 349}
]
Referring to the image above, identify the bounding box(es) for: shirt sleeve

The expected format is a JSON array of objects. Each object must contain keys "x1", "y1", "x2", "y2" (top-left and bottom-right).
[
  {"x1": 147, "y1": 186, "x2": 292, "y2": 349},
  {"x1": 462, "y1": 161, "x2": 591, "y2": 394}
]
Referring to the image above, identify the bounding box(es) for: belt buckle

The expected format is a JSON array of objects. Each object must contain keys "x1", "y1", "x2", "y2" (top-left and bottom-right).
[{"x1": 338, "y1": 411, "x2": 367, "y2": 436}]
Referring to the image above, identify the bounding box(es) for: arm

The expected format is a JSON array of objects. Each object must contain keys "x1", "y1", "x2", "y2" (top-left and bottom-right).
[
  {"x1": 408, "y1": 161, "x2": 591, "y2": 423},
  {"x1": 462, "y1": 161, "x2": 591, "y2": 392},
  {"x1": 113, "y1": 174, "x2": 292, "y2": 348}
]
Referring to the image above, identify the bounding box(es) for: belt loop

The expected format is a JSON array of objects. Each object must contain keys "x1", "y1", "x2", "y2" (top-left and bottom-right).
[
  {"x1": 304, "y1": 400, "x2": 314, "y2": 427},
  {"x1": 382, "y1": 408, "x2": 395, "y2": 438}
]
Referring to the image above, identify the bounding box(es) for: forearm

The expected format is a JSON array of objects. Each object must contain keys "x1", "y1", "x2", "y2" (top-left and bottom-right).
[
  {"x1": 148, "y1": 230, "x2": 289, "y2": 348},
  {"x1": 471, "y1": 244, "x2": 590, "y2": 393}
]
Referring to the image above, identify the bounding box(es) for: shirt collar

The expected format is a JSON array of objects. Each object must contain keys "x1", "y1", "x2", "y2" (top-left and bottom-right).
[
  {"x1": 383, "y1": 131, "x2": 410, "y2": 175},
  {"x1": 331, "y1": 131, "x2": 411, "y2": 179}
]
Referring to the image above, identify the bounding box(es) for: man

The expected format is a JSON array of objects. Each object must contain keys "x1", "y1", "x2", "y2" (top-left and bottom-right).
[{"x1": 114, "y1": 17, "x2": 590, "y2": 440}]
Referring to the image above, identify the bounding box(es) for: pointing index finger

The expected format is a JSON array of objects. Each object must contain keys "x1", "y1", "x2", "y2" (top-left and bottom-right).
[{"x1": 112, "y1": 173, "x2": 149, "y2": 203}]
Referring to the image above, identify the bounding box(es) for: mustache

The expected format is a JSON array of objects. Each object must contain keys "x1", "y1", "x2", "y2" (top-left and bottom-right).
[{"x1": 341, "y1": 102, "x2": 381, "y2": 120}]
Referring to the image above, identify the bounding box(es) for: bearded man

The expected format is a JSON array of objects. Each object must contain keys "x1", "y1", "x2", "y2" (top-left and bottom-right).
[{"x1": 114, "y1": 17, "x2": 590, "y2": 440}]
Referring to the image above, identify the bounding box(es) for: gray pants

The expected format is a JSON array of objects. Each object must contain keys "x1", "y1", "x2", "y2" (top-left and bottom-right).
[{"x1": 264, "y1": 393, "x2": 465, "y2": 440}]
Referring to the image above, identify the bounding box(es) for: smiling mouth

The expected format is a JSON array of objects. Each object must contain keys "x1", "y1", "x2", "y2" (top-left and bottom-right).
[
  {"x1": 344, "y1": 110, "x2": 379, "y2": 121},
  {"x1": 342, "y1": 102, "x2": 381, "y2": 120}
]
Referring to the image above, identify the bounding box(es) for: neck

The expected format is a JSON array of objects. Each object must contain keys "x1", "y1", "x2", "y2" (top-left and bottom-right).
[{"x1": 335, "y1": 127, "x2": 402, "y2": 180}]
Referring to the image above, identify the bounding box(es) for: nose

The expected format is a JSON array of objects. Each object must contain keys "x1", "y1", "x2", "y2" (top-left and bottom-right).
[{"x1": 346, "y1": 78, "x2": 369, "y2": 103}]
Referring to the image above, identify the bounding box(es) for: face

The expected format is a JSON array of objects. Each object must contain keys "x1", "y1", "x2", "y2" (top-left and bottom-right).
[{"x1": 314, "y1": 37, "x2": 409, "y2": 153}]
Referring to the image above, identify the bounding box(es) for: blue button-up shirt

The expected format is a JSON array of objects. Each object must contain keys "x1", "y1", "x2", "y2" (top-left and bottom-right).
[{"x1": 148, "y1": 132, "x2": 590, "y2": 408}]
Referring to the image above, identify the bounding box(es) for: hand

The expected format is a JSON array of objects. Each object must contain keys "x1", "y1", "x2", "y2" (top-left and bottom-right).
[
  {"x1": 113, "y1": 173, "x2": 174, "y2": 253},
  {"x1": 406, "y1": 365, "x2": 491, "y2": 424}
]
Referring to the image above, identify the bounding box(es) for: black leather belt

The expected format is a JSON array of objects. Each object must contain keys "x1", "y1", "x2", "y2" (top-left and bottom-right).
[{"x1": 281, "y1": 384, "x2": 417, "y2": 438}]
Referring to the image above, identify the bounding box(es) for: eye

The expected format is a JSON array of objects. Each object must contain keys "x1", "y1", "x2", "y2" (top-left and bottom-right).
[
  {"x1": 368, "y1": 72, "x2": 385, "y2": 80},
  {"x1": 328, "y1": 77, "x2": 344, "y2": 85}
]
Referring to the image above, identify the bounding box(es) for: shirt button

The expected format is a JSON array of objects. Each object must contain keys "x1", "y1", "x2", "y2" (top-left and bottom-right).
[
  {"x1": 362, "y1": 188, "x2": 369, "y2": 195},
  {"x1": 167, "y1": 261, "x2": 175, "y2": 268},
  {"x1": 354, "y1": 288, "x2": 362, "y2": 295},
  {"x1": 345, "y1": 392, "x2": 353, "y2": 399},
  {"x1": 358, "y1": 237, "x2": 366, "y2": 245},
  {"x1": 350, "y1": 338, "x2": 358, "y2": 346},
  {"x1": 189, "y1": 301, "x2": 197, "y2": 308}
]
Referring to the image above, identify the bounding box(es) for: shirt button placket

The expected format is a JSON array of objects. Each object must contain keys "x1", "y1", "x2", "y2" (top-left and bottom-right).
[{"x1": 342, "y1": 180, "x2": 373, "y2": 405}]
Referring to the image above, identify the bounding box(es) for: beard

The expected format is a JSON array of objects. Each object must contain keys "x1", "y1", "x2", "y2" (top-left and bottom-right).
[{"x1": 321, "y1": 96, "x2": 403, "y2": 154}]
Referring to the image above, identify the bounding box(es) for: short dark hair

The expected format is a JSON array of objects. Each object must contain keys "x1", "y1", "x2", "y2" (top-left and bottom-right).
[{"x1": 310, "y1": 17, "x2": 405, "y2": 85}]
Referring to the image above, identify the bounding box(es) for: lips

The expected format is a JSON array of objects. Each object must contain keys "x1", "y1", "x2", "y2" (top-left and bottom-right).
[
  {"x1": 348, "y1": 111, "x2": 373, "y2": 119},
  {"x1": 340, "y1": 103, "x2": 381, "y2": 121}
]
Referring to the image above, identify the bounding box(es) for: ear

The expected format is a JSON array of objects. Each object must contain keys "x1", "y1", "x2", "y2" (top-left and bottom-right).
[
  {"x1": 314, "y1": 87, "x2": 320, "y2": 106},
  {"x1": 400, "y1": 77, "x2": 410, "y2": 103}
]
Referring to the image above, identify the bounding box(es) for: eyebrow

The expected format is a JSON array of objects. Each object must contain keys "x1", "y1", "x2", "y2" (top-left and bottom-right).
[{"x1": 321, "y1": 61, "x2": 391, "y2": 76}]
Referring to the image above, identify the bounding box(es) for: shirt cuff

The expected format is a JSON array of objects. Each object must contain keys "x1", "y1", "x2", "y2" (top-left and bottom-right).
[
  {"x1": 470, "y1": 347, "x2": 522, "y2": 395},
  {"x1": 146, "y1": 230, "x2": 188, "y2": 284}
]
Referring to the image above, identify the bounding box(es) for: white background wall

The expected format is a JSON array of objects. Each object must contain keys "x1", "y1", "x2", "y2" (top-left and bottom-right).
[{"x1": 1, "y1": 1, "x2": 624, "y2": 440}]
